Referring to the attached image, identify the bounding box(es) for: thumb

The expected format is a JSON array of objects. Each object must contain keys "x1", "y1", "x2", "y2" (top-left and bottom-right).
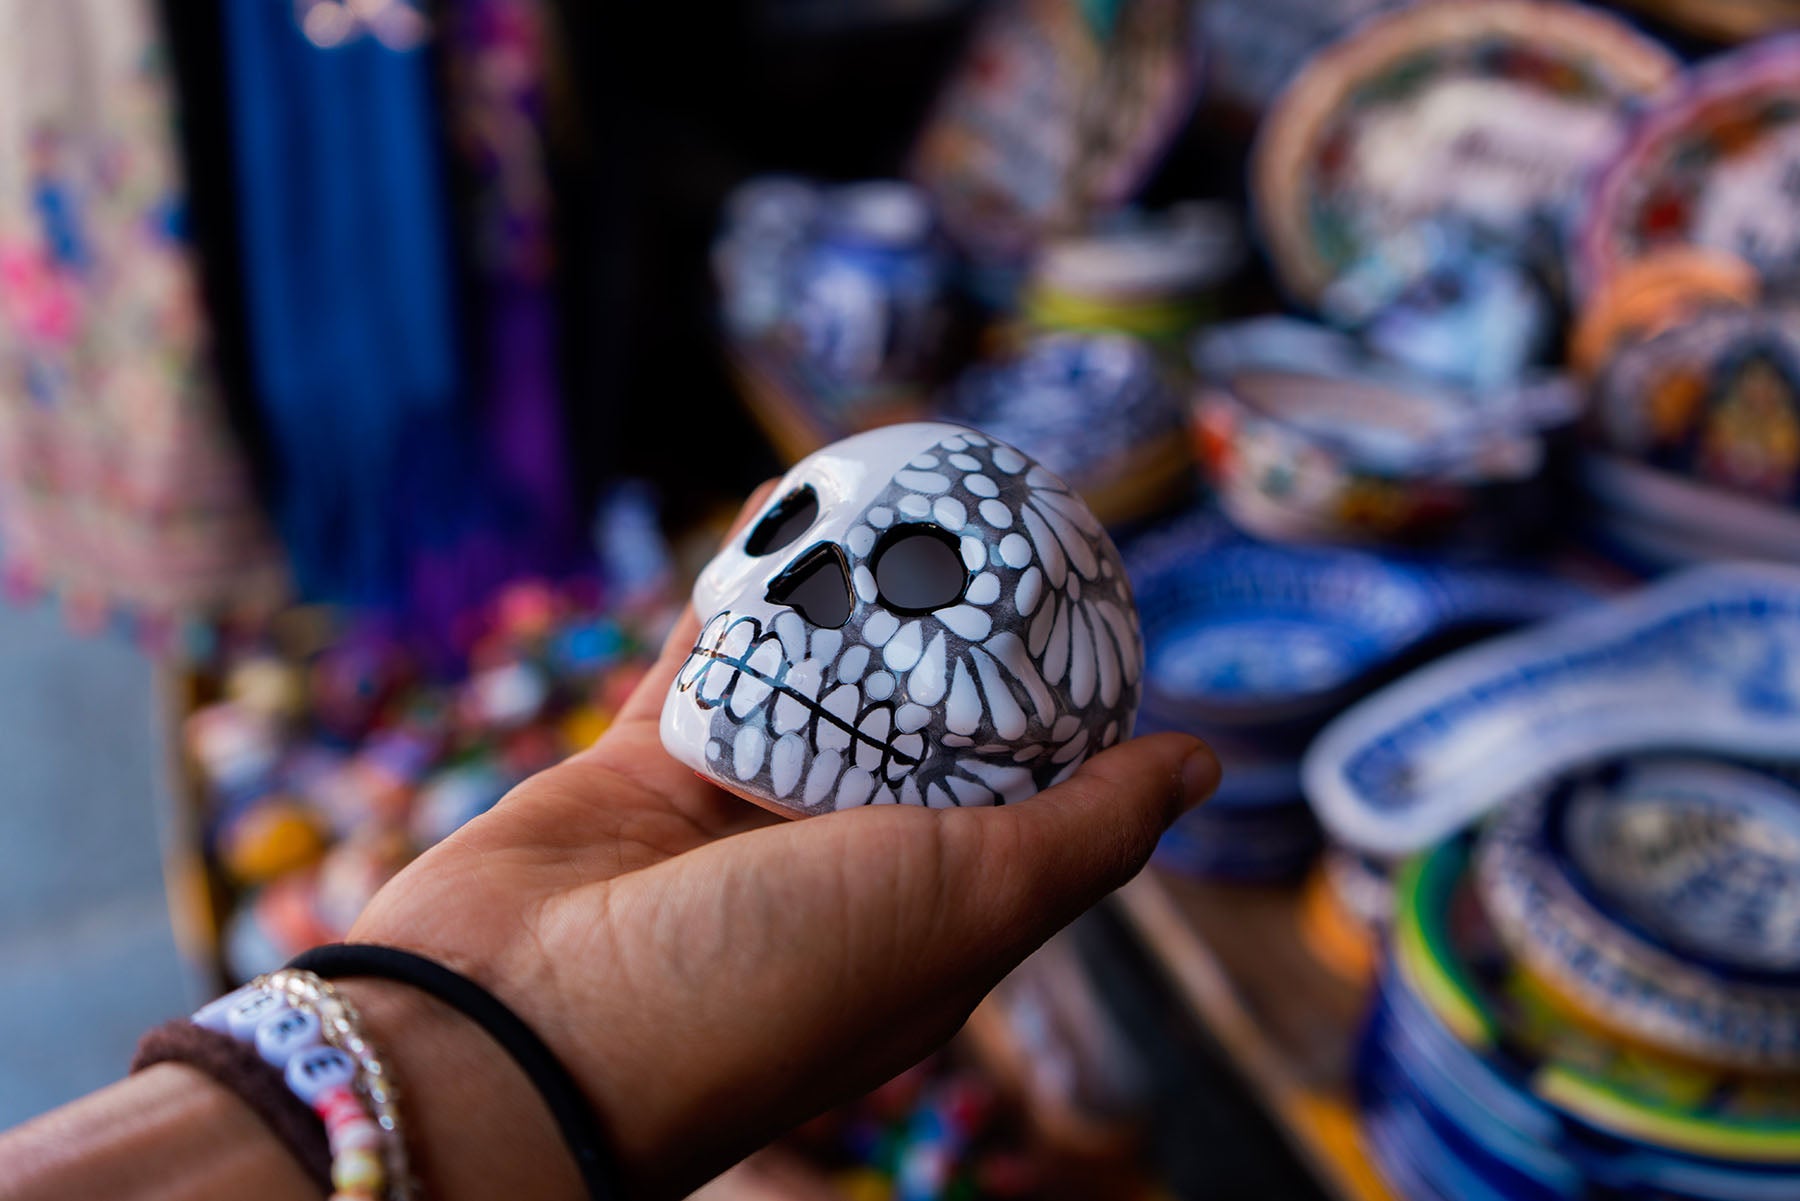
[{"x1": 929, "y1": 731, "x2": 1221, "y2": 953}]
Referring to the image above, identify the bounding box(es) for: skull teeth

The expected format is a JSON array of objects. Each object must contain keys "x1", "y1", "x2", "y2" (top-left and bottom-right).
[
  {"x1": 853, "y1": 709, "x2": 892, "y2": 772},
  {"x1": 804, "y1": 749, "x2": 844, "y2": 807},
  {"x1": 718, "y1": 619, "x2": 755, "y2": 661},
  {"x1": 817, "y1": 685, "x2": 860, "y2": 752},
  {"x1": 697, "y1": 659, "x2": 732, "y2": 703},
  {"x1": 728, "y1": 638, "x2": 783, "y2": 718}
]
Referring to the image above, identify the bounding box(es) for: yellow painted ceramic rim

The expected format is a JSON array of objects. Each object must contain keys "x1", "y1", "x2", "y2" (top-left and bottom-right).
[{"x1": 1393, "y1": 842, "x2": 1800, "y2": 1162}]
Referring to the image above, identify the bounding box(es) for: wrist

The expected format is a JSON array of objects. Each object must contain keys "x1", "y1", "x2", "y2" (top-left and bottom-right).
[{"x1": 337, "y1": 978, "x2": 582, "y2": 1201}]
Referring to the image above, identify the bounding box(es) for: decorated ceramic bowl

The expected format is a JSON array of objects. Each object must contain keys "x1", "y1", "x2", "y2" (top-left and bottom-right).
[
  {"x1": 661, "y1": 423, "x2": 1143, "y2": 817},
  {"x1": 785, "y1": 182, "x2": 949, "y2": 393},
  {"x1": 1304, "y1": 563, "x2": 1800, "y2": 858},
  {"x1": 1475, "y1": 757, "x2": 1800, "y2": 1070},
  {"x1": 1254, "y1": 0, "x2": 1675, "y2": 302},
  {"x1": 1191, "y1": 318, "x2": 1566, "y2": 548},
  {"x1": 1580, "y1": 36, "x2": 1800, "y2": 298}
]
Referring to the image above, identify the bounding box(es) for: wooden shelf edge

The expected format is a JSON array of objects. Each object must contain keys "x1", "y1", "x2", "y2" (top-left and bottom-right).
[{"x1": 1114, "y1": 872, "x2": 1397, "y2": 1201}]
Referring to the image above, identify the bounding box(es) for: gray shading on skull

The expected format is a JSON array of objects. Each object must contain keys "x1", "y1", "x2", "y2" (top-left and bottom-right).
[{"x1": 660, "y1": 422, "x2": 1143, "y2": 815}]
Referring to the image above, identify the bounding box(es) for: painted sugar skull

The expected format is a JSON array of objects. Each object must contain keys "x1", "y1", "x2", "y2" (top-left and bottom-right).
[{"x1": 661, "y1": 423, "x2": 1143, "y2": 815}]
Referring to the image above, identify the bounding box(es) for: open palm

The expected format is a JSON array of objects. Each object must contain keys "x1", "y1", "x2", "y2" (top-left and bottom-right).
[{"x1": 350, "y1": 486, "x2": 1219, "y2": 1198}]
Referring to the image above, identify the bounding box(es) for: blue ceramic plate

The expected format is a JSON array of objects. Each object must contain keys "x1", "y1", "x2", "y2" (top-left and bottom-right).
[{"x1": 1125, "y1": 510, "x2": 1586, "y2": 729}]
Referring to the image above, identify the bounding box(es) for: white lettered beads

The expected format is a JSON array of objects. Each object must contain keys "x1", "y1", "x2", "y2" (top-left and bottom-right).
[
  {"x1": 286, "y1": 1045, "x2": 359, "y2": 1104},
  {"x1": 191, "y1": 972, "x2": 412, "y2": 1200},
  {"x1": 661, "y1": 423, "x2": 1143, "y2": 817}
]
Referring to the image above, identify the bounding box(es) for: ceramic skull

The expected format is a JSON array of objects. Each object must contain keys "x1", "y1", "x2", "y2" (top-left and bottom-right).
[{"x1": 661, "y1": 422, "x2": 1143, "y2": 816}]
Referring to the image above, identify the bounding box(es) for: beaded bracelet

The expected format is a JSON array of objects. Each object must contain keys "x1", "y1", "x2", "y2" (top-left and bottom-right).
[{"x1": 195, "y1": 973, "x2": 415, "y2": 1201}]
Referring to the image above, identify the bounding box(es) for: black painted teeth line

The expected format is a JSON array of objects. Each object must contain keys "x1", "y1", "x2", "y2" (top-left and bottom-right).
[{"x1": 685, "y1": 644, "x2": 921, "y2": 768}]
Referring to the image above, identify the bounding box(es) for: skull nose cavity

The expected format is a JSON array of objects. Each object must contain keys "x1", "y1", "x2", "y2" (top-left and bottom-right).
[{"x1": 766, "y1": 542, "x2": 853, "y2": 628}]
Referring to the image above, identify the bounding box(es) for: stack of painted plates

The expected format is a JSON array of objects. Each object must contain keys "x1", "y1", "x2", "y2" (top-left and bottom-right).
[
  {"x1": 1476, "y1": 758, "x2": 1800, "y2": 1076},
  {"x1": 1569, "y1": 38, "x2": 1800, "y2": 571},
  {"x1": 1125, "y1": 508, "x2": 1584, "y2": 881},
  {"x1": 1361, "y1": 812, "x2": 1800, "y2": 1201},
  {"x1": 1304, "y1": 564, "x2": 1800, "y2": 1195}
]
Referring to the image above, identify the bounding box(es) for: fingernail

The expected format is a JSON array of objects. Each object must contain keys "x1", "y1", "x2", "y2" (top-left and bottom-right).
[{"x1": 1180, "y1": 743, "x2": 1219, "y2": 812}]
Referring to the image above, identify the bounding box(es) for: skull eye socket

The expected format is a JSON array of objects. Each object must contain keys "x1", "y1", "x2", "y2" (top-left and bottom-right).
[
  {"x1": 872, "y1": 524, "x2": 968, "y2": 615},
  {"x1": 746, "y1": 485, "x2": 819, "y2": 556}
]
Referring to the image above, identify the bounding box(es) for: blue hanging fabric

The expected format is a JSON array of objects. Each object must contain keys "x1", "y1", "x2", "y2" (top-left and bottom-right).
[{"x1": 220, "y1": 0, "x2": 462, "y2": 612}]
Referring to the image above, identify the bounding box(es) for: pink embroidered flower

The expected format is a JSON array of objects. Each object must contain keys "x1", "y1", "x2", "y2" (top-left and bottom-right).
[{"x1": 0, "y1": 241, "x2": 82, "y2": 345}]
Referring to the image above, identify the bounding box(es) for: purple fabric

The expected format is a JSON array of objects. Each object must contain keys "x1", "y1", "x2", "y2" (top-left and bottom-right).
[{"x1": 402, "y1": 0, "x2": 582, "y2": 647}]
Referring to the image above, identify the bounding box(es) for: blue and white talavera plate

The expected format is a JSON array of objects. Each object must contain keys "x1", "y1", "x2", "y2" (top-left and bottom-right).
[
  {"x1": 1304, "y1": 563, "x2": 1800, "y2": 857},
  {"x1": 1475, "y1": 757, "x2": 1800, "y2": 1070},
  {"x1": 1124, "y1": 510, "x2": 1587, "y2": 730}
]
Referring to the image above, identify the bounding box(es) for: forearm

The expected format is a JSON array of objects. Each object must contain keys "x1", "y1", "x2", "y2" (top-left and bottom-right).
[
  {"x1": 0, "y1": 981, "x2": 580, "y2": 1201},
  {"x1": 0, "y1": 1065, "x2": 315, "y2": 1201}
]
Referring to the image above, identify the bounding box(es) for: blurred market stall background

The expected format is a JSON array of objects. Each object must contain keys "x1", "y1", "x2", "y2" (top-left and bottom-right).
[{"x1": 4, "y1": 0, "x2": 1800, "y2": 1196}]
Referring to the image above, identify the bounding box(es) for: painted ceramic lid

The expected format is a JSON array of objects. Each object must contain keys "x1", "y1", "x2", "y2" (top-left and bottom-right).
[
  {"x1": 1032, "y1": 204, "x2": 1243, "y2": 300},
  {"x1": 1580, "y1": 36, "x2": 1800, "y2": 298},
  {"x1": 1303, "y1": 563, "x2": 1800, "y2": 856},
  {"x1": 1255, "y1": 0, "x2": 1676, "y2": 301},
  {"x1": 819, "y1": 181, "x2": 935, "y2": 248},
  {"x1": 1569, "y1": 248, "x2": 1761, "y2": 377}
]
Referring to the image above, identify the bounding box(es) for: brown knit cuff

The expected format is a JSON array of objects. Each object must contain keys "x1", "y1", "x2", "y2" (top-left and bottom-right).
[{"x1": 133, "y1": 1018, "x2": 332, "y2": 1191}]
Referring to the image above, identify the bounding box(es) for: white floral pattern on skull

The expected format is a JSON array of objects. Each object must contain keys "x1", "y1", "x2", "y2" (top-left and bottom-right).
[{"x1": 660, "y1": 423, "x2": 1143, "y2": 815}]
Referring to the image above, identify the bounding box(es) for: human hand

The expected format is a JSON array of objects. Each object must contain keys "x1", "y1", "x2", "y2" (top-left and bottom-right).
[{"x1": 346, "y1": 484, "x2": 1220, "y2": 1200}]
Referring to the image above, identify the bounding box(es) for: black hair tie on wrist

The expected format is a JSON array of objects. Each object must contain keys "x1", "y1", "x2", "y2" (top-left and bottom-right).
[{"x1": 289, "y1": 943, "x2": 620, "y2": 1201}]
